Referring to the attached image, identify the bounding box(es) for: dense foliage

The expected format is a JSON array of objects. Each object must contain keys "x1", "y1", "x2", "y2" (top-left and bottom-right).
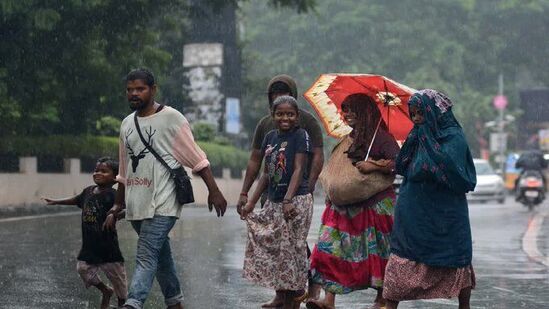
[
  {"x1": 0, "y1": 0, "x2": 314, "y2": 137},
  {"x1": 2, "y1": 0, "x2": 547, "y2": 158},
  {"x1": 239, "y1": 0, "x2": 549, "y2": 154}
]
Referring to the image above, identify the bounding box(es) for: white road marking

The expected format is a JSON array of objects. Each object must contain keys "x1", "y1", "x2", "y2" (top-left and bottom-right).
[
  {"x1": 492, "y1": 286, "x2": 518, "y2": 294},
  {"x1": 522, "y1": 209, "x2": 549, "y2": 267}
]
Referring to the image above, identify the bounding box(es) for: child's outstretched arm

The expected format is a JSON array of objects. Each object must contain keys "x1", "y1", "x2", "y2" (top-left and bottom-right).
[{"x1": 42, "y1": 196, "x2": 79, "y2": 206}]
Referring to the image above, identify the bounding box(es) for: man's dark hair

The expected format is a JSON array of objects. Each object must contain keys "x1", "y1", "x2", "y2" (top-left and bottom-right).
[
  {"x1": 268, "y1": 81, "x2": 292, "y2": 100},
  {"x1": 126, "y1": 68, "x2": 155, "y2": 87},
  {"x1": 97, "y1": 157, "x2": 119, "y2": 174}
]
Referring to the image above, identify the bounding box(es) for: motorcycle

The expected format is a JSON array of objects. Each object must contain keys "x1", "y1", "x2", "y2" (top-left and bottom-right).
[{"x1": 515, "y1": 170, "x2": 546, "y2": 210}]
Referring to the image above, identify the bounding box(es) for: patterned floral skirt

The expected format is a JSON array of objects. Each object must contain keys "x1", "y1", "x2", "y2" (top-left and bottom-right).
[
  {"x1": 310, "y1": 189, "x2": 395, "y2": 294},
  {"x1": 243, "y1": 194, "x2": 313, "y2": 290},
  {"x1": 383, "y1": 254, "x2": 476, "y2": 301}
]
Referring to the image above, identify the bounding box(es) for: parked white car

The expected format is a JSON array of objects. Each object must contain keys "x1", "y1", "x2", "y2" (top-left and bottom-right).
[{"x1": 467, "y1": 159, "x2": 506, "y2": 204}]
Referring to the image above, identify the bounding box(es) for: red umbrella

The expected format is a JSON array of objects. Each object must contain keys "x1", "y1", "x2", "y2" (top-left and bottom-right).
[{"x1": 304, "y1": 73, "x2": 415, "y2": 144}]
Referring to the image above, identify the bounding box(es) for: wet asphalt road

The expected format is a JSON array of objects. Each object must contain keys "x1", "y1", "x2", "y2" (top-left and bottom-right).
[{"x1": 0, "y1": 199, "x2": 548, "y2": 309}]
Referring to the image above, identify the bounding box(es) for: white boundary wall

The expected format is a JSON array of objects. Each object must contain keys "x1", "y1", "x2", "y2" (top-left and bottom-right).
[{"x1": 0, "y1": 157, "x2": 246, "y2": 207}]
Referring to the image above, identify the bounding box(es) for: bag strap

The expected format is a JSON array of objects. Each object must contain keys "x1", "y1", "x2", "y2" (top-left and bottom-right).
[
  {"x1": 133, "y1": 111, "x2": 174, "y2": 175},
  {"x1": 364, "y1": 117, "x2": 382, "y2": 161}
]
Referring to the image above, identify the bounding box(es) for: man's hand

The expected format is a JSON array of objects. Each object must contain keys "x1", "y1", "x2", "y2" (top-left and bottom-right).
[
  {"x1": 236, "y1": 194, "x2": 248, "y2": 216},
  {"x1": 240, "y1": 202, "x2": 255, "y2": 220},
  {"x1": 208, "y1": 189, "x2": 227, "y2": 217},
  {"x1": 102, "y1": 214, "x2": 117, "y2": 232},
  {"x1": 282, "y1": 200, "x2": 297, "y2": 221}
]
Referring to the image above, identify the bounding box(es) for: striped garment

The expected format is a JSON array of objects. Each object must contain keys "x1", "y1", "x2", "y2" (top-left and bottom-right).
[{"x1": 310, "y1": 189, "x2": 395, "y2": 294}]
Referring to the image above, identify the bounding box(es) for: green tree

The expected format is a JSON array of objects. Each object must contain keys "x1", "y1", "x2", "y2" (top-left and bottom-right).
[
  {"x1": 239, "y1": 0, "x2": 549, "y2": 155},
  {"x1": 0, "y1": 0, "x2": 315, "y2": 138}
]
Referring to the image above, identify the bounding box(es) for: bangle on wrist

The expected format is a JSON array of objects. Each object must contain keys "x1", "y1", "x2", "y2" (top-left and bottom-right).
[
  {"x1": 240, "y1": 192, "x2": 248, "y2": 197},
  {"x1": 282, "y1": 198, "x2": 292, "y2": 203}
]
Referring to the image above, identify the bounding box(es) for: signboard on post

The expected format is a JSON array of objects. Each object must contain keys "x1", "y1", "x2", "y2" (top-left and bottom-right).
[
  {"x1": 539, "y1": 129, "x2": 549, "y2": 151},
  {"x1": 490, "y1": 133, "x2": 507, "y2": 153},
  {"x1": 183, "y1": 43, "x2": 223, "y2": 67},
  {"x1": 225, "y1": 97, "x2": 240, "y2": 134},
  {"x1": 493, "y1": 95, "x2": 508, "y2": 110},
  {"x1": 183, "y1": 43, "x2": 224, "y2": 127}
]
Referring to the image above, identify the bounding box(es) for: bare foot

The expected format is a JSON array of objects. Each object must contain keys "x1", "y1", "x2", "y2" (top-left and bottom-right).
[{"x1": 100, "y1": 286, "x2": 113, "y2": 309}]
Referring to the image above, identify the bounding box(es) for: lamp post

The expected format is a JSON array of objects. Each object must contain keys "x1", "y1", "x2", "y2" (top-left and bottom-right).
[{"x1": 493, "y1": 74, "x2": 508, "y2": 176}]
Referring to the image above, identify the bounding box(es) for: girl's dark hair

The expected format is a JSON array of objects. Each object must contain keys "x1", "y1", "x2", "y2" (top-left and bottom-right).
[
  {"x1": 271, "y1": 95, "x2": 299, "y2": 114},
  {"x1": 97, "y1": 157, "x2": 119, "y2": 174},
  {"x1": 342, "y1": 93, "x2": 387, "y2": 161},
  {"x1": 126, "y1": 68, "x2": 155, "y2": 87}
]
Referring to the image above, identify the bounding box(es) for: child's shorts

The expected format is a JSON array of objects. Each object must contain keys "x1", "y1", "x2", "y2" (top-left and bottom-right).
[{"x1": 76, "y1": 260, "x2": 127, "y2": 300}]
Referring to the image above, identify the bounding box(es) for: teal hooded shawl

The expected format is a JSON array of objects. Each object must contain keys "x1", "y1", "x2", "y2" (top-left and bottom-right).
[{"x1": 391, "y1": 89, "x2": 476, "y2": 268}]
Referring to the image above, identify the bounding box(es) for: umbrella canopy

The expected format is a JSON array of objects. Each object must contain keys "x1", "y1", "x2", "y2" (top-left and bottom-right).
[{"x1": 304, "y1": 73, "x2": 416, "y2": 143}]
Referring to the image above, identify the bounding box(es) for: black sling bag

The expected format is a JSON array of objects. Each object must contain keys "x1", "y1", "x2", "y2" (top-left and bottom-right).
[{"x1": 134, "y1": 112, "x2": 195, "y2": 205}]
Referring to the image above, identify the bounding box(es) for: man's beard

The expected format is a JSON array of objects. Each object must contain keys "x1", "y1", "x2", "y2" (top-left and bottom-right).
[{"x1": 129, "y1": 99, "x2": 146, "y2": 111}]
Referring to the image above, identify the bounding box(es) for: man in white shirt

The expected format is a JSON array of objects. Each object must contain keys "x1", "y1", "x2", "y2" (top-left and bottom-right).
[{"x1": 107, "y1": 68, "x2": 227, "y2": 309}]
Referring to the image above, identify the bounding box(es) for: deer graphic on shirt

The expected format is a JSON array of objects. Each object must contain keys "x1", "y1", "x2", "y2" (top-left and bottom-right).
[{"x1": 125, "y1": 127, "x2": 156, "y2": 173}]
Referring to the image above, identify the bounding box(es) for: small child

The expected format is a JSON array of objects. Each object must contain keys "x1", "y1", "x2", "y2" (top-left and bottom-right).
[
  {"x1": 43, "y1": 157, "x2": 127, "y2": 309},
  {"x1": 240, "y1": 95, "x2": 314, "y2": 309}
]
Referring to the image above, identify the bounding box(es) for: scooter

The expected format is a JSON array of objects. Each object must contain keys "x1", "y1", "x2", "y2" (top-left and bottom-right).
[{"x1": 515, "y1": 170, "x2": 546, "y2": 211}]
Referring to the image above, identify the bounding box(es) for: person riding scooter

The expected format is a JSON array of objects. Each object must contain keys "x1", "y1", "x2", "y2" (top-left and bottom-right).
[{"x1": 515, "y1": 150, "x2": 547, "y2": 202}]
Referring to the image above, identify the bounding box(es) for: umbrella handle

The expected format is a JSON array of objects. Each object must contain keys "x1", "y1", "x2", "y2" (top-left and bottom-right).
[{"x1": 364, "y1": 117, "x2": 382, "y2": 161}]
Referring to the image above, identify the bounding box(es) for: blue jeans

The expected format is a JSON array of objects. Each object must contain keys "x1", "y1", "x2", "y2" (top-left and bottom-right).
[{"x1": 124, "y1": 216, "x2": 183, "y2": 309}]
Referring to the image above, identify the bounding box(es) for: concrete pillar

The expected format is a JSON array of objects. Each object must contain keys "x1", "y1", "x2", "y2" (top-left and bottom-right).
[
  {"x1": 64, "y1": 158, "x2": 81, "y2": 175},
  {"x1": 185, "y1": 1, "x2": 241, "y2": 130},
  {"x1": 222, "y1": 168, "x2": 231, "y2": 180},
  {"x1": 19, "y1": 157, "x2": 37, "y2": 174}
]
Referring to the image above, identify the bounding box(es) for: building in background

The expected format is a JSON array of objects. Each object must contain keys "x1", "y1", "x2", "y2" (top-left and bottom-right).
[{"x1": 183, "y1": 1, "x2": 242, "y2": 134}]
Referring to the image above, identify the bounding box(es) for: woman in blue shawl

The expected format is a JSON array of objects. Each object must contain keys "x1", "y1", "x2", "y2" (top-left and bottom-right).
[{"x1": 382, "y1": 90, "x2": 477, "y2": 309}]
